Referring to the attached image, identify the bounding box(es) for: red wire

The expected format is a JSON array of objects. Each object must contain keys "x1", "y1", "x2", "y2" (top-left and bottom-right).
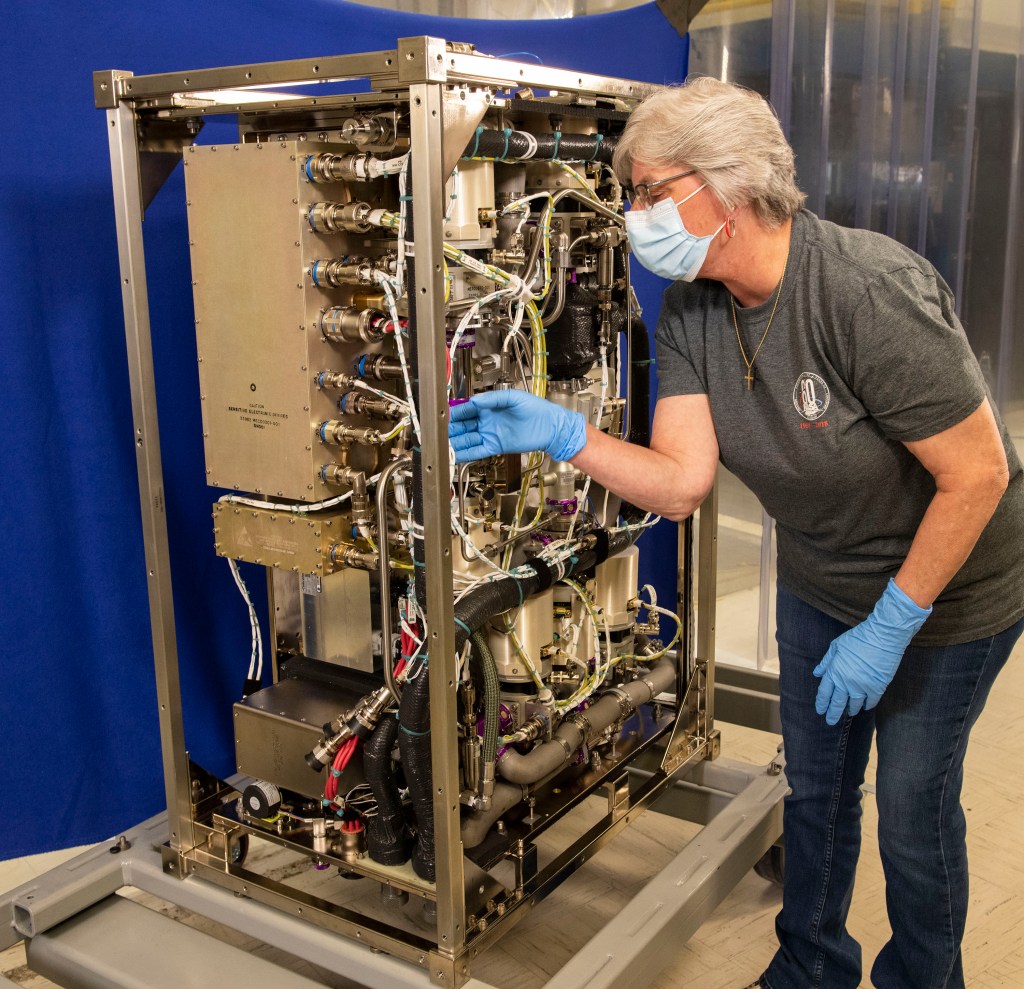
[
  {"x1": 339, "y1": 739, "x2": 357, "y2": 772},
  {"x1": 325, "y1": 736, "x2": 359, "y2": 802}
]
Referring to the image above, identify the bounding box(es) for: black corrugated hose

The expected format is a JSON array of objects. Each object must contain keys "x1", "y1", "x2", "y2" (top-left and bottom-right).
[
  {"x1": 396, "y1": 188, "x2": 438, "y2": 879},
  {"x1": 463, "y1": 129, "x2": 617, "y2": 165},
  {"x1": 363, "y1": 715, "x2": 413, "y2": 865}
]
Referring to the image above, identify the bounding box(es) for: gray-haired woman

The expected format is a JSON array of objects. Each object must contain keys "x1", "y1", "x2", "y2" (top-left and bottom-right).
[{"x1": 449, "y1": 77, "x2": 1024, "y2": 989}]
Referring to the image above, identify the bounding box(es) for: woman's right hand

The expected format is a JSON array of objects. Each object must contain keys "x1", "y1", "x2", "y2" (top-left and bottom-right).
[{"x1": 448, "y1": 390, "x2": 588, "y2": 464}]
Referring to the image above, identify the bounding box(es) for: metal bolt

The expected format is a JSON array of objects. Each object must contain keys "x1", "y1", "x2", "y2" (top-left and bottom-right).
[
  {"x1": 768, "y1": 761, "x2": 782, "y2": 777},
  {"x1": 109, "y1": 835, "x2": 132, "y2": 854}
]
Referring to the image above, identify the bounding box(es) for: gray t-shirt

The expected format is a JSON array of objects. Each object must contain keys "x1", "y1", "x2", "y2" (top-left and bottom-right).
[{"x1": 655, "y1": 209, "x2": 1024, "y2": 646}]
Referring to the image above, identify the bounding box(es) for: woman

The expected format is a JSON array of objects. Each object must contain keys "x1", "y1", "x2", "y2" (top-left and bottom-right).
[{"x1": 449, "y1": 77, "x2": 1024, "y2": 989}]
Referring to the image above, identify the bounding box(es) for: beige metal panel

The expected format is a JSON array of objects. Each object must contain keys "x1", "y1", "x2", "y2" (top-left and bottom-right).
[
  {"x1": 185, "y1": 140, "x2": 384, "y2": 502},
  {"x1": 212, "y1": 501, "x2": 347, "y2": 575},
  {"x1": 301, "y1": 568, "x2": 375, "y2": 672}
]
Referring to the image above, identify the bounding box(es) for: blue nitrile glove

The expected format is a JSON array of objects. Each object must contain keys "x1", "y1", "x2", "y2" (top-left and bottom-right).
[
  {"x1": 813, "y1": 578, "x2": 932, "y2": 725},
  {"x1": 448, "y1": 390, "x2": 588, "y2": 464}
]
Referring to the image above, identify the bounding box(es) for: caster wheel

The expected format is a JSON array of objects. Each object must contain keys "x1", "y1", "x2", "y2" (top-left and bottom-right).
[
  {"x1": 754, "y1": 844, "x2": 784, "y2": 886},
  {"x1": 228, "y1": 834, "x2": 249, "y2": 866}
]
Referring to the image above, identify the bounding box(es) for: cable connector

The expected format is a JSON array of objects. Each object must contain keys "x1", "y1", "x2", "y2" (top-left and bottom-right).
[{"x1": 304, "y1": 685, "x2": 393, "y2": 770}]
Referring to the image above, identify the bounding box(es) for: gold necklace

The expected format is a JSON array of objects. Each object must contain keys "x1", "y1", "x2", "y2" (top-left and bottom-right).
[{"x1": 730, "y1": 255, "x2": 788, "y2": 391}]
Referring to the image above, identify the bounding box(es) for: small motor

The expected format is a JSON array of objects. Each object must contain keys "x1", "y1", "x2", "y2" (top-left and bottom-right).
[{"x1": 241, "y1": 780, "x2": 282, "y2": 819}]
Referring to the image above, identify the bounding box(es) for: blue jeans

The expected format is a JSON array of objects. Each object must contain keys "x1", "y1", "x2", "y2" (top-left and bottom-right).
[{"x1": 761, "y1": 584, "x2": 1024, "y2": 989}]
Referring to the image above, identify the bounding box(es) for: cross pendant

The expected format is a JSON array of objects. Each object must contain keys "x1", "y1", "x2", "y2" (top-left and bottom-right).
[{"x1": 744, "y1": 368, "x2": 755, "y2": 391}]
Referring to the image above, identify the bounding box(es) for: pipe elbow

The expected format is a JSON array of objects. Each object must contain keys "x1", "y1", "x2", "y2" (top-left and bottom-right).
[{"x1": 497, "y1": 740, "x2": 571, "y2": 785}]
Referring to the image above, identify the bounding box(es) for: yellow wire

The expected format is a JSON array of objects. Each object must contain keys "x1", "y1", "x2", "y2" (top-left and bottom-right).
[
  {"x1": 556, "y1": 578, "x2": 609, "y2": 712},
  {"x1": 379, "y1": 418, "x2": 411, "y2": 443},
  {"x1": 613, "y1": 603, "x2": 683, "y2": 665},
  {"x1": 556, "y1": 161, "x2": 602, "y2": 202},
  {"x1": 501, "y1": 450, "x2": 545, "y2": 571}
]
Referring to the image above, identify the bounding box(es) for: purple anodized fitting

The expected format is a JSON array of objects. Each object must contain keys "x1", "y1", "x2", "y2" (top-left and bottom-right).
[{"x1": 546, "y1": 497, "x2": 579, "y2": 517}]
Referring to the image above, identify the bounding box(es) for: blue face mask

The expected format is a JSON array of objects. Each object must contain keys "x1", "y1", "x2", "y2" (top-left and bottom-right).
[{"x1": 624, "y1": 183, "x2": 726, "y2": 282}]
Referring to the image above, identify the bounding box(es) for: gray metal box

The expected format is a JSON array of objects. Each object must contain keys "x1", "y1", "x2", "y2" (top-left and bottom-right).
[{"x1": 233, "y1": 677, "x2": 361, "y2": 798}]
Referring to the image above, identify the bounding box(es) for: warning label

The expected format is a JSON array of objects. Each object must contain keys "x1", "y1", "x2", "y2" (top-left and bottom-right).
[{"x1": 226, "y1": 402, "x2": 290, "y2": 431}]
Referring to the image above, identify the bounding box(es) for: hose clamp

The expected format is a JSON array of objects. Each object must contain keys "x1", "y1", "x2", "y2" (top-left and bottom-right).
[
  {"x1": 640, "y1": 673, "x2": 660, "y2": 701},
  {"x1": 606, "y1": 686, "x2": 633, "y2": 719},
  {"x1": 565, "y1": 712, "x2": 591, "y2": 741}
]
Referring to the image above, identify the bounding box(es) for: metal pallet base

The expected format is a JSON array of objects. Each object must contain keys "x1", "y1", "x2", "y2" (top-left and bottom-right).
[{"x1": 1, "y1": 756, "x2": 785, "y2": 989}]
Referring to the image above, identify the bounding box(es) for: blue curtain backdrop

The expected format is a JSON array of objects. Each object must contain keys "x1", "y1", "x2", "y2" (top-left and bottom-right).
[{"x1": 0, "y1": 0, "x2": 685, "y2": 859}]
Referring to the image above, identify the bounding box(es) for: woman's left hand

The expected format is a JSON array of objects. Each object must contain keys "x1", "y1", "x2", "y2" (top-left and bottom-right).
[{"x1": 813, "y1": 578, "x2": 932, "y2": 725}]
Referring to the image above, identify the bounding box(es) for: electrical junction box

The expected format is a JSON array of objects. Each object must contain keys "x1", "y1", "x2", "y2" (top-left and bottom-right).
[{"x1": 184, "y1": 140, "x2": 388, "y2": 502}]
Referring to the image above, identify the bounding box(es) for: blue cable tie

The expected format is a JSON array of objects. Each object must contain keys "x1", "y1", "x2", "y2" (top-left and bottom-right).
[
  {"x1": 501, "y1": 127, "x2": 512, "y2": 161},
  {"x1": 330, "y1": 768, "x2": 342, "y2": 778},
  {"x1": 454, "y1": 617, "x2": 472, "y2": 638},
  {"x1": 400, "y1": 194, "x2": 414, "y2": 202},
  {"x1": 469, "y1": 126, "x2": 484, "y2": 158},
  {"x1": 400, "y1": 724, "x2": 431, "y2": 737},
  {"x1": 552, "y1": 131, "x2": 561, "y2": 161},
  {"x1": 590, "y1": 134, "x2": 604, "y2": 162}
]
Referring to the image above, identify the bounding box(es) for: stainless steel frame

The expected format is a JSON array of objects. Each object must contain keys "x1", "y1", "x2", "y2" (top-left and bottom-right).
[{"x1": 66, "y1": 37, "x2": 787, "y2": 988}]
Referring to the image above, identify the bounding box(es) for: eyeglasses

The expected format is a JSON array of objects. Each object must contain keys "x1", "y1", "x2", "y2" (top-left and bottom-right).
[{"x1": 627, "y1": 169, "x2": 698, "y2": 210}]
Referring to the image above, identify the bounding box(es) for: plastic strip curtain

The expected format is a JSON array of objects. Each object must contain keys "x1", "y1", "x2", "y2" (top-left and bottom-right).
[
  {"x1": 687, "y1": 0, "x2": 1024, "y2": 669},
  {"x1": 692, "y1": 0, "x2": 1023, "y2": 409}
]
